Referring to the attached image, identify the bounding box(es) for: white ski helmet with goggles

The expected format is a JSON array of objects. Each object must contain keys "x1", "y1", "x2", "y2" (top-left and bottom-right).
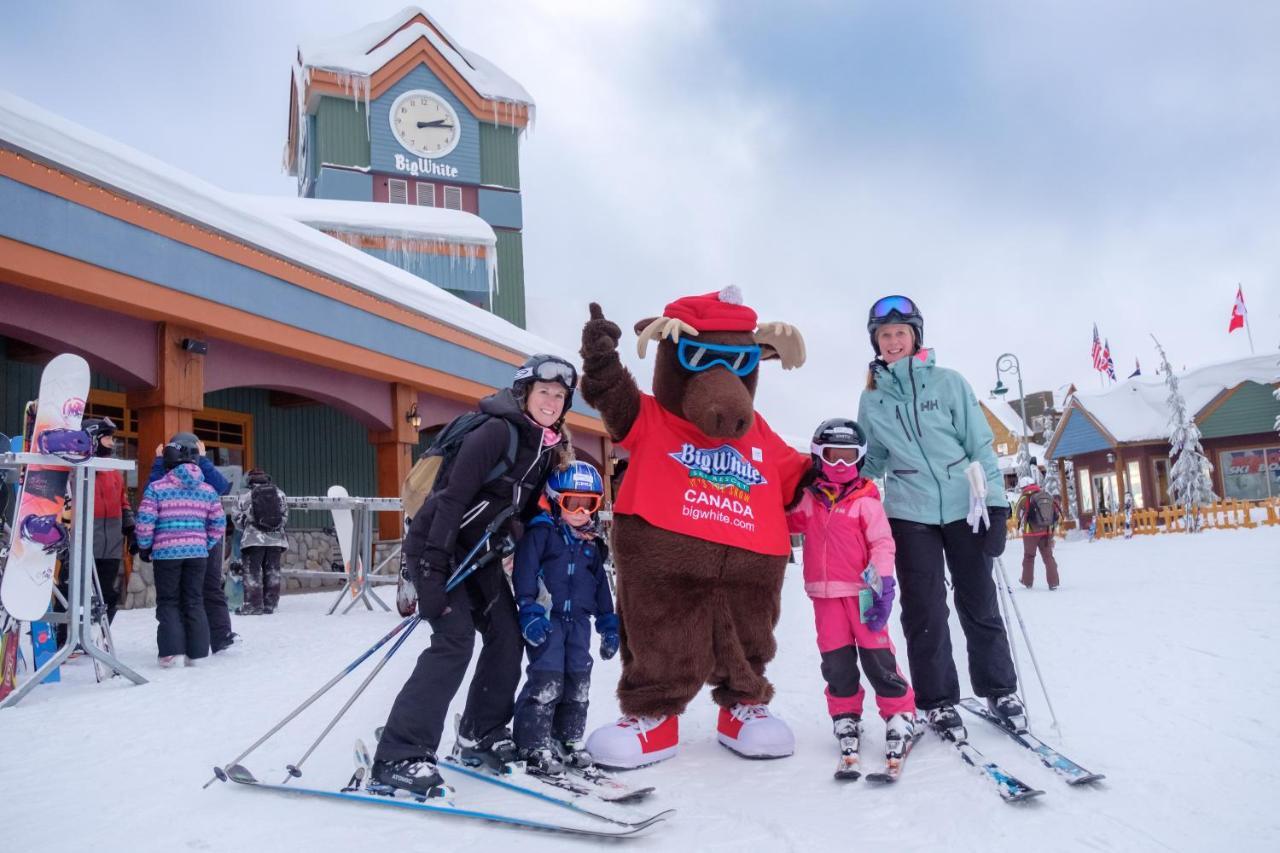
[{"x1": 810, "y1": 418, "x2": 868, "y2": 468}]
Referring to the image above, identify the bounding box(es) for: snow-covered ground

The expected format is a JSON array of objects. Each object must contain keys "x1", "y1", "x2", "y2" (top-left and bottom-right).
[{"x1": 3, "y1": 527, "x2": 1278, "y2": 852}]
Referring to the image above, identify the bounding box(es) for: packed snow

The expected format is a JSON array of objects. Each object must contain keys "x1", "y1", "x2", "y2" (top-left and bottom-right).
[{"x1": 2, "y1": 525, "x2": 1277, "y2": 851}]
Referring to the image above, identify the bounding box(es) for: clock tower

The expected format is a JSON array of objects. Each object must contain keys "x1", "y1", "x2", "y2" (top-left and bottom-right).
[{"x1": 284, "y1": 8, "x2": 533, "y2": 327}]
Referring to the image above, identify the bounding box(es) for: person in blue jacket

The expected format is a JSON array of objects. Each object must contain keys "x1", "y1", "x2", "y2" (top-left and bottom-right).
[
  {"x1": 512, "y1": 461, "x2": 619, "y2": 775},
  {"x1": 857, "y1": 296, "x2": 1024, "y2": 737},
  {"x1": 149, "y1": 432, "x2": 237, "y2": 653}
]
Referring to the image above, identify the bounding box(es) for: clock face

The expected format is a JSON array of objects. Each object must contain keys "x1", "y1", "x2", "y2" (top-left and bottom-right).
[{"x1": 389, "y1": 90, "x2": 461, "y2": 159}]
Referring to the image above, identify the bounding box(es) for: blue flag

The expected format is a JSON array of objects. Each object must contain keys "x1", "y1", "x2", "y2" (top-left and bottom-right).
[{"x1": 1128, "y1": 358, "x2": 1141, "y2": 379}]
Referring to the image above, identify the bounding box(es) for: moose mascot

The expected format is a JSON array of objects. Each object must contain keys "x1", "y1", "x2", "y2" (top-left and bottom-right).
[{"x1": 580, "y1": 286, "x2": 811, "y2": 767}]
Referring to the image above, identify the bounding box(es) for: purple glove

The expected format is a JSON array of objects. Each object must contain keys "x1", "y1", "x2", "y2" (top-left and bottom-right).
[{"x1": 864, "y1": 576, "x2": 896, "y2": 633}]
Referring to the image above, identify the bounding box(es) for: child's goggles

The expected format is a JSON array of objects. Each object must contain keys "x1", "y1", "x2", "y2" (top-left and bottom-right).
[
  {"x1": 813, "y1": 443, "x2": 866, "y2": 467},
  {"x1": 676, "y1": 339, "x2": 762, "y2": 376},
  {"x1": 556, "y1": 492, "x2": 603, "y2": 515}
]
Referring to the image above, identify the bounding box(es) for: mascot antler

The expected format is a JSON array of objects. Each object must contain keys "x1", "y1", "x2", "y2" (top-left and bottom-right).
[
  {"x1": 636, "y1": 316, "x2": 700, "y2": 359},
  {"x1": 755, "y1": 322, "x2": 807, "y2": 370}
]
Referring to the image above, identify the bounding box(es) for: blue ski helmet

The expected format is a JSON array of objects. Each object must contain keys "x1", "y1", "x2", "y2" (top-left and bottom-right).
[{"x1": 546, "y1": 461, "x2": 604, "y2": 502}]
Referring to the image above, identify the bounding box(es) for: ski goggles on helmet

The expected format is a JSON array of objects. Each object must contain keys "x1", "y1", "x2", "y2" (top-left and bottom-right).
[
  {"x1": 869, "y1": 295, "x2": 920, "y2": 322},
  {"x1": 676, "y1": 339, "x2": 762, "y2": 376},
  {"x1": 811, "y1": 442, "x2": 866, "y2": 467},
  {"x1": 556, "y1": 492, "x2": 603, "y2": 515},
  {"x1": 515, "y1": 358, "x2": 578, "y2": 390}
]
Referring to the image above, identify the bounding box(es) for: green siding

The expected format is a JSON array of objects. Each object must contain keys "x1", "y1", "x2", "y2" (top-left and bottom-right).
[
  {"x1": 0, "y1": 338, "x2": 120, "y2": 437},
  {"x1": 204, "y1": 388, "x2": 376, "y2": 529},
  {"x1": 479, "y1": 123, "x2": 521, "y2": 189},
  {"x1": 315, "y1": 96, "x2": 371, "y2": 170},
  {"x1": 1199, "y1": 381, "x2": 1280, "y2": 438},
  {"x1": 491, "y1": 230, "x2": 526, "y2": 329}
]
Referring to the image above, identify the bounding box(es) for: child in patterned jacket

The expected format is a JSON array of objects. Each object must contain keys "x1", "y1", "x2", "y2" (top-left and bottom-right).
[{"x1": 135, "y1": 444, "x2": 226, "y2": 667}]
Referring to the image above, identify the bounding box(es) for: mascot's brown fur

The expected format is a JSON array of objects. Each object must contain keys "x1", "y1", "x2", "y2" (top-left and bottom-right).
[{"x1": 580, "y1": 289, "x2": 810, "y2": 717}]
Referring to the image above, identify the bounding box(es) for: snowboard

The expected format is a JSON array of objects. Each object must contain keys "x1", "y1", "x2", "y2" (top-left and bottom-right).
[
  {"x1": 1, "y1": 433, "x2": 21, "y2": 700},
  {"x1": 29, "y1": 620, "x2": 60, "y2": 683},
  {"x1": 0, "y1": 354, "x2": 90, "y2": 621},
  {"x1": 327, "y1": 485, "x2": 362, "y2": 598}
]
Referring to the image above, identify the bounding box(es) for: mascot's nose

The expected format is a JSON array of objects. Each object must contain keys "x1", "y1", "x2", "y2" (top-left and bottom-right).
[{"x1": 684, "y1": 369, "x2": 755, "y2": 439}]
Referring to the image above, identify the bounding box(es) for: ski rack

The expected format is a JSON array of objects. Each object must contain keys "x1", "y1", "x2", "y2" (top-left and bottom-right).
[
  {"x1": 220, "y1": 495, "x2": 404, "y2": 616},
  {"x1": 0, "y1": 452, "x2": 147, "y2": 709}
]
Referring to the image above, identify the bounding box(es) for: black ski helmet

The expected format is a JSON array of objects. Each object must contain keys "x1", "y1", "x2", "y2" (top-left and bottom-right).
[
  {"x1": 512, "y1": 354, "x2": 578, "y2": 414},
  {"x1": 163, "y1": 431, "x2": 201, "y2": 470},
  {"x1": 810, "y1": 417, "x2": 868, "y2": 466},
  {"x1": 83, "y1": 417, "x2": 118, "y2": 456},
  {"x1": 866, "y1": 295, "x2": 924, "y2": 355}
]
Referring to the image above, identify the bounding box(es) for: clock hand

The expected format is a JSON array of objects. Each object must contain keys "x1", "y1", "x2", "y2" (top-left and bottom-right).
[{"x1": 416, "y1": 120, "x2": 454, "y2": 129}]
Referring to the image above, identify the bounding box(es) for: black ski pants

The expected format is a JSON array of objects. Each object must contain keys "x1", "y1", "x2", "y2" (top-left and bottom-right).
[
  {"x1": 96, "y1": 558, "x2": 120, "y2": 623},
  {"x1": 889, "y1": 518, "x2": 1017, "y2": 710},
  {"x1": 154, "y1": 557, "x2": 210, "y2": 659},
  {"x1": 204, "y1": 539, "x2": 235, "y2": 652},
  {"x1": 375, "y1": 572, "x2": 523, "y2": 763}
]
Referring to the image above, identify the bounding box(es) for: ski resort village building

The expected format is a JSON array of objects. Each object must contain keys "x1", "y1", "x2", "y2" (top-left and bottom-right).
[
  {"x1": 0, "y1": 8, "x2": 608, "y2": 545},
  {"x1": 1045, "y1": 354, "x2": 1280, "y2": 520}
]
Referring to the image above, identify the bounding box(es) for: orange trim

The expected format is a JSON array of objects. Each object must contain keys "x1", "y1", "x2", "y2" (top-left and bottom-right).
[
  {"x1": 0, "y1": 149, "x2": 522, "y2": 367},
  {"x1": 305, "y1": 37, "x2": 530, "y2": 128},
  {"x1": 322, "y1": 230, "x2": 487, "y2": 257},
  {"x1": 0, "y1": 239, "x2": 608, "y2": 438}
]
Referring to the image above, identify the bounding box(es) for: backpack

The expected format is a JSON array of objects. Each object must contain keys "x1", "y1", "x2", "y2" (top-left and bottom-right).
[
  {"x1": 1027, "y1": 490, "x2": 1057, "y2": 532},
  {"x1": 250, "y1": 483, "x2": 285, "y2": 532},
  {"x1": 401, "y1": 412, "x2": 520, "y2": 521}
]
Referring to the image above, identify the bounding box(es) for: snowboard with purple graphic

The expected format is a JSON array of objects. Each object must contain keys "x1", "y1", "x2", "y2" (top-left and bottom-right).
[{"x1": 0, "y1": 353, "x2": 90, "y2": 622}]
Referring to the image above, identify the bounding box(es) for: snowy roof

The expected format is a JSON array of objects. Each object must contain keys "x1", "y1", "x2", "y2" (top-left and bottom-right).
[
  {"x1": 1066, "y1": 353, "x2": 1280, "y2": 443},
  {"x1": 298, "y1": 7, "x2": 534, "y2": 109},
  {"x1": 237, "y1": 195, "x2": 496, "y2": 248},
  {"x1": 0, "y1": 90, "x2": 572, "y2": 363},
  {"x1": 984, "y1": 399, "x2": 1029, "y2": 439}
]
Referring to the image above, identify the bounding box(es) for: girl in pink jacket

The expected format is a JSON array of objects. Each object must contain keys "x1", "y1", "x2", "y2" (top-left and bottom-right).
[{"x1": 788, "y1": 418, "x2": 916, "y2": 778}]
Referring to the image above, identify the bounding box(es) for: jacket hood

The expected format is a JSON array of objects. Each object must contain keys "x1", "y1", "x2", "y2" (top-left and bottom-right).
[
  {"x1": 479, "y1": 387, "x2": 555, "y2": 441},
  {"x1": 1021, "y1": 484, "x2": 1042, "y2": 494},
  {"x1": 169, "y1": 462, "x2": 205, "y2": 488}
]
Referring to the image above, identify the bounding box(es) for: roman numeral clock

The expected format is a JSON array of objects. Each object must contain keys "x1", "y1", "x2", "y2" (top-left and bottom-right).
[{"x1": 390, "y1": 90, "x2": 461, "y2": 158}]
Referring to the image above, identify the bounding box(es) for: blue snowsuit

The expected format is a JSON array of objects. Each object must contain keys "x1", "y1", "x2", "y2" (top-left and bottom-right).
[{"x1": 512, "y1": 513, "x2": 616, "y2": 751}]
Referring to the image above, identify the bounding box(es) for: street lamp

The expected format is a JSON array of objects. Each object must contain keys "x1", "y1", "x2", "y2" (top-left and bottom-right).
[{"x1": 992, "y1": 353, "x2": 1032, "y2": 480}]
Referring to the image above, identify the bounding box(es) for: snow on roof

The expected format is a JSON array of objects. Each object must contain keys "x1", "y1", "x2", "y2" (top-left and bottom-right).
[
  {"x1": 237, "y1": 195, "x2": 496, "y2": 246},
  {"x1": 0, "y1": 90, "x2": 572, "y2": 364},
  {"x1": 984, "y1": 399, "x2": 1029, "y2": 439},
  {"x1": 1070, "y1": 353, "x2": 1280, "y2": 443},
  {"x1": 299, "y1": 7, "x2": 534, "y2": 111}
]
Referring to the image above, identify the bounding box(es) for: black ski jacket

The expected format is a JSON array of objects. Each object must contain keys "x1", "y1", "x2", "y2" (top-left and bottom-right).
[{"x1": 405, "y1": 388, "x2": 559, "y2": 595}]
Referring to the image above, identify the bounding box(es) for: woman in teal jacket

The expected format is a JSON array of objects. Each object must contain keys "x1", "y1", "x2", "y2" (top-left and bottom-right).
[{"x1": 857, "y1": 295, "x2": 1024, "y2": 736}]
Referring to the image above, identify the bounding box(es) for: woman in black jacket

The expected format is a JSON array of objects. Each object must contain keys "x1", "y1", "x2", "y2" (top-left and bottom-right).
[{"x1": 372, "y1": 355, "x2": 578, "y2": 795}]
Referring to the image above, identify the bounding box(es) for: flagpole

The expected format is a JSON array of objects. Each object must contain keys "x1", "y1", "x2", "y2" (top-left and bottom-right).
[{"x1": 1239, "y1": 283, "x2": 1255, "y2": 355}]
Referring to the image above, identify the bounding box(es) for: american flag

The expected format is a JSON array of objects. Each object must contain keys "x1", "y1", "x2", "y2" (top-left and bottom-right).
[
  {"x1": 1103, "y1": 339, "x2": 1117, "y2": 381},
  {"x1": 1091, "y1": 324, "x2": 1106, "y2": 372}
]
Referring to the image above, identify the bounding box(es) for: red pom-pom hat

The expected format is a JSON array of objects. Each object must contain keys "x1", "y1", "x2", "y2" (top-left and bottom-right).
[{"x1": 662, "y1": 285, "x2": 757, "y2": 333}]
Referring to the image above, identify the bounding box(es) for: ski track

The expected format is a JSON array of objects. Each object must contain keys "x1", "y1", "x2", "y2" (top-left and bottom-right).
[{"x1": 1, "y1": 526, "x2": 1278, "y2": 851}]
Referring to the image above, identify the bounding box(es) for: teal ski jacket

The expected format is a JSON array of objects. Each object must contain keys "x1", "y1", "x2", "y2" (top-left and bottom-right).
[{"x1": 857, "y1": 348, "x2": 1007, "y2": 526}]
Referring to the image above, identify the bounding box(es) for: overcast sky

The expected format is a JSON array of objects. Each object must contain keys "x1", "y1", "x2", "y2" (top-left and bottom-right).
[{"x1": 4, "y1": 1, "x2": 1278, "y2": 440}]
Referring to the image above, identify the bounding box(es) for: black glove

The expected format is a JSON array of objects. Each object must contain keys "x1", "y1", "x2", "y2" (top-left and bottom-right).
[
  {"x1": 982, "y1": 505, "x2": 1010, "y2": 558},
  {"x1": 413, "y1": 560, "x2": 451, "y2": 621},
  {"x1": 124, "y1": 526, "x2": 139, "y2": 556},
  {"x1": 139, "y1": 547, "x2": 153, "y2": 563}
]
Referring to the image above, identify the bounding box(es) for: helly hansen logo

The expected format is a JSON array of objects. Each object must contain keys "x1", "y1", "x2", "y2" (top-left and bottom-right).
[{"x1": 920, "y1": 400, "x2": 940, "y2": 412}]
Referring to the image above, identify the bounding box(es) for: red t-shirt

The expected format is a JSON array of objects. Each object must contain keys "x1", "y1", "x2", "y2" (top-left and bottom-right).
[{"x1": 613, "y1": 393, "x2": 810, "y2": 556}]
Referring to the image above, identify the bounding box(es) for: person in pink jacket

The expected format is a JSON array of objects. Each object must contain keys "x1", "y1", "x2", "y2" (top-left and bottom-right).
[{"x1": 788, "y1": 418, "x2": 916, "y2": 778}]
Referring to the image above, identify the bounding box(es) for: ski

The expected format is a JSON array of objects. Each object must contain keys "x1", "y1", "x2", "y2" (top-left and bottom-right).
[
  {"x1": 220, "y1": 763, "x2": 657, "y2": 839},
  {"x1": 440, "y1": 756, "x2": 672, "y2": 829},
  {"x1": 959, "y1": 698, "x2": 1105, "y2": 785},
  {"x1": 558, "y1": 764, "x2": 655, "y2": 803},
  {"x1": 931, "y1": 724, "x2": 1044, "y2": 802},
  {"x1": 865, "y1": 725, "x2": 925, "y2": 784}
]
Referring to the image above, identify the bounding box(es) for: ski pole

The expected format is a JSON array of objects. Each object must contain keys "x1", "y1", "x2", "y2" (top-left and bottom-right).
[
  {"x1": 992, "y1": 559, "x2": 1026, "y2": 725},
  {"x1": 203, "y1": 614, "x2": 418, "y2": 788},
  {"x1": 283, "y1": 616, "x2": 421, "y2": 783},
  {"x1": 993, "y1": 555, "x2": 1061, "y2": 732},
  {"x1": 444, "y1": 506, "x2": 515, "y2": 590}
]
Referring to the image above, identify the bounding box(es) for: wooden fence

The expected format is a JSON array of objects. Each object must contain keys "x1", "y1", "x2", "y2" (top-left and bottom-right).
[{"x1": 1006, "y1": 498, "x2": 1280, "y2": 540}]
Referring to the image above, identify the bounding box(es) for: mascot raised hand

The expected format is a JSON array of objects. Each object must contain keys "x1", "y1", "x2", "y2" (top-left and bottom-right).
[{"x1": 580, "y1": 286, "x2": 811, "y2": 767}]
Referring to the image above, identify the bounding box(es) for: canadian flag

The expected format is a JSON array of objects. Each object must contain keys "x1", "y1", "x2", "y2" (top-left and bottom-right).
[{"x1": 1228, "y1": 285, "x2": 1247, "y2": 333}]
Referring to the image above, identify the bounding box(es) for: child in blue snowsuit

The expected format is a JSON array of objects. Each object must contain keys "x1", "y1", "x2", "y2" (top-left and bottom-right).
[{"x1": 512, "y1": 462, "x2": 619, "y2": 774}]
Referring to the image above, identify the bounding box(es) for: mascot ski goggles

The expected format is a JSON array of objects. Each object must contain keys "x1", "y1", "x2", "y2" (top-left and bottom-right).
[
  {"x1": 676, "y1": 339, "x2": 762, "y2": 376},
  {"x1": 556, "y1": 493, "x2": 602, "y2": 515},
  {"x1": 869, "y1": 295, "x2": 920, "y2": 322},
  {"x1": 812, "y1": 442, "x2": 866, "y2": 467}
]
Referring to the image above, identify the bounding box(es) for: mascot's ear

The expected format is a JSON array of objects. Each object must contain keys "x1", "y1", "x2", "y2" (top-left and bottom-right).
[
  {"x1": 755, "y1": 322, "x2": 807, "y2": 370},
  {"x1": 633, "y1": 317, "x2": 659, "y2": 336}
]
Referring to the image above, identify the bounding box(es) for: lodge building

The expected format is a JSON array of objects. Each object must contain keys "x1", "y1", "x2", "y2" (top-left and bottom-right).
[{"x1": 0, "y1": 9, "x2": 609, "y2": 544}]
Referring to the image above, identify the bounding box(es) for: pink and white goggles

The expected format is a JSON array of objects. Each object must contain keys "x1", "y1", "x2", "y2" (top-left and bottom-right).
[{"x1": 811, "y1": 441, "x2": 866, "y2": 468}]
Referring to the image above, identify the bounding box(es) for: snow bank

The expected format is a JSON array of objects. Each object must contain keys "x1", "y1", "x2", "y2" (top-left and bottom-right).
[
  {"x1": 1071, "y1": 353, "x2": 1280, "y2": 442},
  {"x1": 0, "y1": 90, "x2": 573, "y2": 363}
]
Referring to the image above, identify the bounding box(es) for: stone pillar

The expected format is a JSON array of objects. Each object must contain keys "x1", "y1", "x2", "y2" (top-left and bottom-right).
[
  {"x1": 370, "y1": 383, "x2": 418, "y2": 542},
  {"x1": 127, "y1": 323, "x2": 205, "y2": 464}
]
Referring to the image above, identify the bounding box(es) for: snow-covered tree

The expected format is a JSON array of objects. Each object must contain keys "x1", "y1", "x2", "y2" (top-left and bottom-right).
[
  {"x1": 1015, "y1": 443, "x2": 1034, "y2": 484},
  {"x1": 1152, "y1": 336, "x2": 1216, "y2": 531},
  {"x1": 1063, "y1": 459, "x2": 1078, "y2": 522},
  {"x1": 1043, "y1": 459, "x2": 1062, "y2": 500}
]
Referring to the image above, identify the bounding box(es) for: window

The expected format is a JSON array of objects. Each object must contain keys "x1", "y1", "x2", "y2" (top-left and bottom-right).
[
  {"x1": 1077, "y1": 467, "x2": 1093, "y2": 513},
  {"x1": 1125, "y1": 460, "x2": 1145, "y2": 508},
  {"x1": 388, "y1": 178, "x2": 408, "y2": 204},
  {"x1": 1219, "y1": 447, "x2": 1279, "y2": 501},
  {"x1": 192, "y1": 407, "x2": 253, "y2": 470},
  {"x1": 415, "y1": 183, "x2": 435, "y2": 206},
  {"x1": 996, "y1": 442, "x2": 1009, "y2": 456},
  {"x1": 85, "y1": 390, "x2": 139, "y2": 462},
  {"x1": 1152, "y1": 458, "x2": 1171, "y2": 505},
  {"x1": 443, "y1": 185, "x2": 463, "y2": 210}
]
